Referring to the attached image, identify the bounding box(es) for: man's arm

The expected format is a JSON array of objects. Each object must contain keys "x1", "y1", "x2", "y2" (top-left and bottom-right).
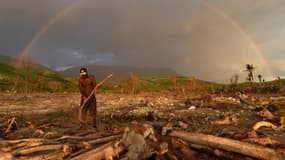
[{"x1": 79, "y1": 79, "x2": 86, "y2": 96}]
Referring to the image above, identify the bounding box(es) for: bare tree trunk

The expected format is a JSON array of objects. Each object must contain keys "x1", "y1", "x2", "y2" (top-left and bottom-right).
[
  {"x1": 71, "y1": 142, "x2": 118, "y2": 160},
  {"x1": 170, "y1": 131, "x2": 285, "y2": 160}
]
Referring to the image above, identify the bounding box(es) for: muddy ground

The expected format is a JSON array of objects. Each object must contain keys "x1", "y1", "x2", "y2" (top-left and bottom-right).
[{"x1": 0, "y1": 92, "x2": 285, "y2": 159}]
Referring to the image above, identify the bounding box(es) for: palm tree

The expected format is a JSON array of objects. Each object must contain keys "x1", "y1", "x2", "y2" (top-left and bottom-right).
[
  {"x1": 257, "y1": 74, "x2": 262, "y2": 83},
  {"x1": 234, "y1": 74, "x2": 239, "y2": 84},
  {"x1": 128, "y1": 72, "x2": 137, "y2": 94},
  {"x1": 244, "y1": 64, "x2": 255, "y2": 82}
]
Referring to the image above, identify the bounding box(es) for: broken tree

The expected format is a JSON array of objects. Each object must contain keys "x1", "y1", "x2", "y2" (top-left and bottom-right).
[{"x1": 170, "y1": 131, "x2": 285, "y2": 160}]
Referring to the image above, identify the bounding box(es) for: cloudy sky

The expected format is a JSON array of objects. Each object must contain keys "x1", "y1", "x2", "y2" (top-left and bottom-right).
[{"x1": 0, "y1": 0, "x2": 284, "y2": 82}]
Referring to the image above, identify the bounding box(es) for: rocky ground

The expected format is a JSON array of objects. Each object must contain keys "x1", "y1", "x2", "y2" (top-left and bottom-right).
[{"x1": 0, "y1": 92, "x2": 285, "y2": 159}]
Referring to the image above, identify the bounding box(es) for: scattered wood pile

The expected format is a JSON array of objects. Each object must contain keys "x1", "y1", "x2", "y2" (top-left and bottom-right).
[
  {"x1": 1, "y1": 120, "x2": 285, "y2": 160},
  {"x1": 0, "y1": 117, "x2": 17, "y2": 135},
  {"x1": 1, "y1": 94, "x2": 285, "y2": 159}
]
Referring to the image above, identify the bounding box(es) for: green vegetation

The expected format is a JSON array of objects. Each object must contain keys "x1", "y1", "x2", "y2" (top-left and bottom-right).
[
  {"x1": 99, "y1": 76, "x2": 224, "y2": 94},
  {"x1": 0, "y1": 62, "x2": 78, "y2": 93},
  {"x1": 0, "y1": 61, "x2": 226, "y2": 94},
  {"x1": 1, "y1": 58, "x2": 283, "y2": 94}
]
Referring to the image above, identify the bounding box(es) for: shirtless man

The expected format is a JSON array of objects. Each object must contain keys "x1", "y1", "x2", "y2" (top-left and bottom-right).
[{"x1": 79, "y1": 68, "x2": 97, "y2": 128}]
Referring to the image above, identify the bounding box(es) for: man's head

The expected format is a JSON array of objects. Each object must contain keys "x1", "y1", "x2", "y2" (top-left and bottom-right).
[{"x1": 80, "y1": 68, "x2": 88, "y2": 77}]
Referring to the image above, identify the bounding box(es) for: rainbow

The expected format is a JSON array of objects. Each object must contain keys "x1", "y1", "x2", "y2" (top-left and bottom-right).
[
  {"x1": 16, "y1": 0, "x2": 274, "y2": 80},
  {"x1": 202, "y1": 1, "x2": 274, "y2": 79},
  {"x1": 15, "y1": 0, "x2": 86, "y2": 67}
]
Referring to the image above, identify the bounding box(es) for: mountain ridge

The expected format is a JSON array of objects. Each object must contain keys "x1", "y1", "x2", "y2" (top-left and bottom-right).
[{"x1": 58, "y1": 65, "x2": 180, "y2": 80}]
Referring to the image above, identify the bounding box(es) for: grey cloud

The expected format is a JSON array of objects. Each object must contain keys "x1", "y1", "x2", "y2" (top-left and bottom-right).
[{"x1": 0, "y1": 0, "x2": 285, "y2": 82}]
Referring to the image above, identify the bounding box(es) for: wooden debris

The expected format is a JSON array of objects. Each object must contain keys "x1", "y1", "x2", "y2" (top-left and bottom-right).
[
  {"x1": 258, "y1": 108, "x2": 274, "y2": 121},
  {"x1": 0, "y1": 120, "x2": 9, "y2": 128},
  {"x1": 120, "y1": 123, "x2": 157, "y2": 160},
  {"x1": 87, "y1": 134, "x2": 122, "y2": 145},
  {"x1": 0, "y1": 151, "x2": 13, "y2": 160},
  {"x1": 214, "y1": 115, "x2": 238, "y2": 125},
  {"x1": 279, "y1": 116, "x2": 285, "y2": 131},
  {"x1": 1, "y1": 140, "x2": 43, "y2": 152},
  {"x1": 243, "y1": 137, "x2": 280, "y2": 146},
  {"x1": 32, "y1": 129, "x2": 45, "y2": 137},
  {"x1": 71, "y1": 142, "x2": 119, "y2": 160},
  {"x1": 6, "y1": 117, "x2": 17, "y2": 133},
  {"x1": 12, "y1": 144, "x2": 65, "y2": 156},
  {"x1": 71, "y1": 123, "x2": 157, "y2": 160},
  {"x1": 253, "y1": 121, "x2": 278, "y2": 130},
  {"x1": 38, "y1": 151, "x2": 67, "y2": 160},
  {"x1": 253, "y1": 117, "x2": 285, "y2": 131},
  {"x1": 0, "y1": 138, "x2": 45, "y2": 151},
  {"x1": 0, "y1": 117, "x2": 17, "y2": 134},
  {"x1": 246, "y1": 130, "x2": 259, "y2": 138},
  {"x1": 159, "y1": 142, "x2": 168, "y2": 155},
  {"x1": 170, "y1": 138, "x2": 198, "y2": 159},
  {"x1": 1, "y1": 121, "x2": 285, "y2": 160},
  {"x1": 170, "y1": 131, "x2": 285, "y2": 160}
]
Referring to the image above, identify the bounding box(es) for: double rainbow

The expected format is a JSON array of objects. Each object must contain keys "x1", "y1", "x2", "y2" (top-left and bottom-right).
[{"x1": 15, "y1": 0, "x2": 274, "y2": 79}]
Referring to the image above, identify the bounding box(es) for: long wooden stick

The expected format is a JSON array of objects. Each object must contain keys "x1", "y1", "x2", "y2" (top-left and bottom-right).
[
  {"x1": 170, "y1": 131, "x2": 285, "y2": 160},
  {"x1": 0, "y1": 151, "x2": 13, "y2": 160},
  {"x1": 88, "y1": 134, "x2": 122, "y2": 145},
  {"x1": 12, "y1": 144, "x2": 64, "y2": 156},
  {"x1": 78, "y1": 74, "x2": 113, "y2": 122},
  {"x1": 71, "y1": 142, "x2": 113, "y2": 160},
  {"x1": 71, "y1": 142, "x2": 125, "y2": 160}
]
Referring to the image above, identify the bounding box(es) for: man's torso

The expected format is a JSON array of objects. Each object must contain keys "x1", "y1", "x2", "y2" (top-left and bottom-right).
[{"x1": 80, "y1": 75, "x2": 95, "y2": 97}]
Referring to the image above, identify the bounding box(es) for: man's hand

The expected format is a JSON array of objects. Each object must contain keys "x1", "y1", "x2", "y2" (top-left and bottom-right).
[{"x1": 80, "y1": 96, "x2": 86, "y2": 106}]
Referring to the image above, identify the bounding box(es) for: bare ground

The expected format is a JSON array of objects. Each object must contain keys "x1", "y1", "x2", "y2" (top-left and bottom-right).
[{"x1": 1, "y1": 92, "x2": 285, "y2": 159}]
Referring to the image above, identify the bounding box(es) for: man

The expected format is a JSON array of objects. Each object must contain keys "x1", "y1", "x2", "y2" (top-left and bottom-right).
[{"x1": 79, "y1": 68, "x2": 97, "y2": 128}]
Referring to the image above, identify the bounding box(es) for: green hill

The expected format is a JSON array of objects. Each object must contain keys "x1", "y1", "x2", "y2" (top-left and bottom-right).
[
  {"x1": 2, "y1": 55, "x2": 282, "y2": 94},
  {"x1": 0, "y1": 59, "x2": 77, "y2": 93},
  {"x1": 58, "y1": 65, "x2": 180, "y2": 80},
  {"x1": 99, "y1": 76, "x2": 224, "y2": 94},
  {"x1": 1, "y1": 55, "x2": 217, "y2": 94}
]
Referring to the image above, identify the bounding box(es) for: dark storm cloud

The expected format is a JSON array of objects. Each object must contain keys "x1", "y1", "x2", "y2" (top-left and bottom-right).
[
  {"x1": 0, "y1": 0, "x2": 285, "y2": 82},
  {"x1": 0, "y1": 0, "x2": 72, "y2": 54}
]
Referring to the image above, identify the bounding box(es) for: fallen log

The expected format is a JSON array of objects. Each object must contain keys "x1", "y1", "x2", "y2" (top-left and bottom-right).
[
  {"x1": 258, "y1": 108, "x2": 274, "y2": 121},
  {"x1": 0, "y1": 138, "x2": 45, "y2": 149},
  {"x1": 0, "y1": 138, "x2": 44, "y2": 145},
  {"x1": 1, "y1": 140, "x2": 44, "y2": 152},
  {"x1": 43, "y1": 149, "x2": 70, "y2": 160},
  {"x1": 189, "y1": 143, "x2": 242, "y2": 159},
  {"x1": 71, "y1": 142, "x2": 114, "y2": 160},
  {"x1": 243, "y1": 137, "x2": 280, "y2": 147},
  {"x1": 56, "y1": 131, "x2": 120, "y2": 141},
  {"x1": 0, "y1": 151, "x2": 13, "y2": 160},
  {"x1": 18, "y1": 151, "x2": 66, "y2": 160},
  {"x1": 170, "y1": 131, "x2": 285, "y2": 160},
  {"x1": 12, "y1": 144, "x2": 66, "y2": 156},
  {"x1": 79, "y1": 74, "x2": 113, "y2": 122},
  {"x1": 88, "y1": 134, "x2": 122, "y2": 145}
]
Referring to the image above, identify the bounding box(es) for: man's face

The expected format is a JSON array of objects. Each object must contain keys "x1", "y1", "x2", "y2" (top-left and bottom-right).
[{"x1": 80, "y1": 71, "x2": 88, "y2": 78}]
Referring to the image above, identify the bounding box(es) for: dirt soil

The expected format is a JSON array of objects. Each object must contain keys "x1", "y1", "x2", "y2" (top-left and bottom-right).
[{"x1": 1, "y1": 92, "x2": 285, "y2": 159}]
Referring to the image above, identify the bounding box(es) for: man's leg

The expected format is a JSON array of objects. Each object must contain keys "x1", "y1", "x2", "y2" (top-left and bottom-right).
[
  {"x1": 90, "y1": 97, "x2": 97, "y2": 128},
  {"x1": 79, "y1": 96, "x2": 86, "y2": 129}
]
